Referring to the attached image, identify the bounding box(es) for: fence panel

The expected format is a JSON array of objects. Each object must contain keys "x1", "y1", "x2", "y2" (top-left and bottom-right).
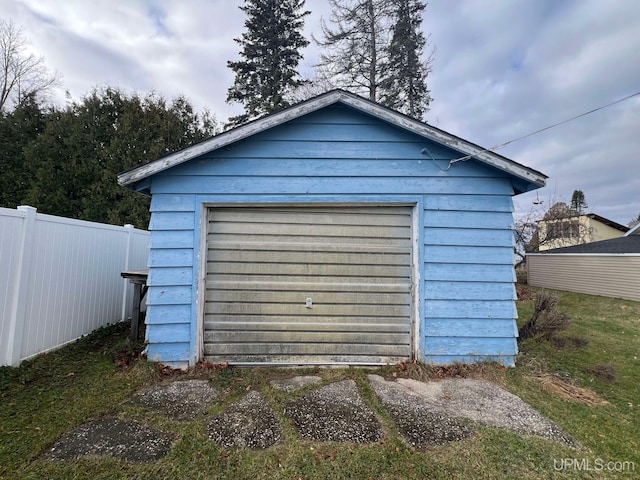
[
  {"x1": 0, "y1": 206, "x2": 150, "y2": 366},
  {"x1": 0, "y1": 209, "x2": 26, "y2": 365}
]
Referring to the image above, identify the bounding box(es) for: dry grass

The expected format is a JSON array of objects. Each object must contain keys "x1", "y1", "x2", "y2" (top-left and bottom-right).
[{"x1": 528, "y1": 374, "x2": 609, "y2": 407}]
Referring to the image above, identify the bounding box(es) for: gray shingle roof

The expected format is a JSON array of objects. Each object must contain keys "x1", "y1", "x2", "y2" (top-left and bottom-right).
[{"x1": 539, "y1": 235, "x2": 640, "y2": 254}]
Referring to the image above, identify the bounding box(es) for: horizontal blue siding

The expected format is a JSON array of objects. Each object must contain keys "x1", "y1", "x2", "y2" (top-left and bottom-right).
[
  {"x1": 152, "y1": 176, "x2": 514, "y2": 195},
  {"x1": 145, "y1": 304, "x2": 191, "y2": 324},
  {"x1": 143, "y1": 104, "x2": 520, "y2": 367},
  {"x1": 424, "y1": 264, "x2": 516, "y2": 282},
  {"x1": 146, "y1": 342, "x2": 191, "y2": 368},
  {"x1": 425, "y1": 245, "x2": 514, "y2": 264},
  {"x1": 150, "y1": 230, "x2": 194, "y2": 249},
  {"x1": 425, "y1": 300, "x2": 517, "y2": 319},
  {"x1": 423, "y1": 194, "x2": 513, "y2": 212},
  {"x1": 423, "y1": 337, "x2": 517, "y2": 357},
  {"x1": 424, "y1": 282, "x2": 516, "y2": 300},
  {"x1": 424, "y1": 211, "x2": 513, "y2": 229},
  {"x1": 148, "y1": 248, "x2": 193, "y2": 267},
  {"x1": 423, "y1": 319, "x2": 518, "y2": 337},
  {"x1": 146, "y1": 323, "x2": 191, "y2": 343},
  {"x1": 148, "y1": 267, "x2": 193, "y2": 286},
  {"x1": 150, "y1": 194, "x2": 195, "y2": 212},
  {"x1": 147, "y1": 285, "x2": 191, "y2": 305},
  {"x1": 149, "y1": 211, "x2": 195, "y2": 230}
]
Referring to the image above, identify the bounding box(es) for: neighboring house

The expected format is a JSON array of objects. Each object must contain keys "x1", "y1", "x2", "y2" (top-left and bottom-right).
[
  {"x1": 527, "y1": 224, "x2": 640, "y2": 301},
  {"x1": 537, "y1": 213, "x2": 629, "y2": 251},
  {"x1": 118, "y1": 90, "x2": 546, "y2": 369}
]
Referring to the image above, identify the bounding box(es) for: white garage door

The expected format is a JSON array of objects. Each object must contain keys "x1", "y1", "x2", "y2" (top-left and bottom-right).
[{"x1": 203, "y1": 206, "x2": 413, "y2": 365}]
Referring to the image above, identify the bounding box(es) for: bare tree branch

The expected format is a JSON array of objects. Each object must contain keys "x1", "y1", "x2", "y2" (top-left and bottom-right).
[{"x1": 0, "y1": 19, "x2": 60, "y2": 112}]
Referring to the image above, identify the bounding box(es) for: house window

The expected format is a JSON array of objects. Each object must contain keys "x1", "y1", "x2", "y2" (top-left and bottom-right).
[{"x1": 547, "y1": 219, "x2": 579, "y2": 240}]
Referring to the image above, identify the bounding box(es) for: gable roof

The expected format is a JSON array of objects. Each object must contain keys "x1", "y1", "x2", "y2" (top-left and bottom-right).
[
  {"x1": 534, "y1": 235, "x2": 640, "y2": 254},
  {"x1": 537, "y1": 212, "x2": 629, "y2": 233},
  {"x1": 118, "y1": 89, "x2": 547, "y2": 193},
  {"x1": 585, "y1": 213, "x2": 629, "y2": 233}
]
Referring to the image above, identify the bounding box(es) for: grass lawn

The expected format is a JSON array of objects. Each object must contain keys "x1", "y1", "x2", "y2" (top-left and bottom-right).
[{"x1": 1, "y1": 286, "x2": 638, "y2": 479}]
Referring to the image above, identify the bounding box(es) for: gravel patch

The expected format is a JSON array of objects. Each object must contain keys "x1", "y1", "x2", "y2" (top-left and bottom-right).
[
  {"x1": 129, "y1": 379, "x2": 218, "y2": 420},
  {"x1": 284, "y1": 380, "x2": 383, "y2": 443},
  {"x1": 270, "y1": 375, "x2": 322, "y2": 392},
  {"x1": 368, "y1": 375, "x2": 472, "y2": 446},
  {"x1": 47, "y1": 418, "x2": 174, "y2": 462},
  {"x1": 208, "y1": 391, "x2": 282, "y2": 449}
]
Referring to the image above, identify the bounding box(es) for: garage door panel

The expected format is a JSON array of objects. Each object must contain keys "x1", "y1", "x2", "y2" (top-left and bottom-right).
[
  {"x1": 205, "y1": 302, "x2": 411, "y2": 317},
  {"x1": 203, "y1": 342, "x2": 410, "y2": 357},
  {"x1": 205, "y1": 314, "x2": 410, "y2": 325},
  {"x1": 207, "y1": 290, "x2": 410, "y2": 305},
  {"x1": 211, "y1": 209, "x2": 411, "y2": 227},
  {"x1": 205, "y1": 331, "x2": 410, "y2": 345},
  {"x1": 209, "y1": 221, "x2": 410, "y2": 238},
  {"x1": 207, "y1": 275, "x2": 410, "y2": 287},
  {"x1": 208, "y1": 248, "x2": 411, "y2": 267},
  {"x1": 204, "y1": 320, "x2": 411, "y2": 332},
  {"x1": 209, "y1": 233, "x2": 409, "y2": 246},
  {"x1": 204, "y1": 206, "x2": 413, "y2": 365},
  {"x1": 208, "y1": 240, "x2": 411, "y2": 254},
  {"x1": 207, "y1": 261, "x2": 412, "y2": 278}
]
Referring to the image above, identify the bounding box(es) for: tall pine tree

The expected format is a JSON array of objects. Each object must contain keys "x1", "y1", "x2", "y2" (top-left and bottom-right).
[
  {"x1": 314, "y1": 0, "x2": 392, "y2": 102},
  {"x1": 314, "y1": 0, "x2": 432, "y2": 119},
  {"x1": 226, "y1": 0, "x2": 310, "y2": 127},
  {"x1": 379, "y1": 0, "x2": 432, "y2": 119},
  {"x1": 569, "y1": 189, "x2": 588, "y2": 214}
]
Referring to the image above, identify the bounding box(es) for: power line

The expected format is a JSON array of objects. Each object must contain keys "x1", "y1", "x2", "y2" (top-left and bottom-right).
[{"x1": 447, "y1": 90, "x2": 640, "y2": 165}]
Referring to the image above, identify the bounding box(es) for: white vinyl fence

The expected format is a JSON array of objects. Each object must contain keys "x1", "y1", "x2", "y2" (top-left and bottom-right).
[{"x1": 1, "y1": 206, "x2": 150, "y2": 366}]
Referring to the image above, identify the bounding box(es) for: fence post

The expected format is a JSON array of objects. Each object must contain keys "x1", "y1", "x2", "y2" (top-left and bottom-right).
[
  {"x1": 6, "y1": 206, "x2": 37, "y2": 366},
  {"x1": 120, "y1": 224, "x2": 134, "y2": 322}
]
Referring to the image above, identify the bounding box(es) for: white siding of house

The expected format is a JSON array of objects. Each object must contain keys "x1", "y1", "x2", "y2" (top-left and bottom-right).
[{"x1": 527, "y1": 253, "x2": 640, "y2": 301}]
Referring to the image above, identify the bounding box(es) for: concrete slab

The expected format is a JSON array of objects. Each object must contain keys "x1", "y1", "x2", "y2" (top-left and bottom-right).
[
  {"x1": 370, "y1": 375, "x2": 575, "y2": 446},
  {"x1": 47, "y1": 418, "x2": 174, "y2": 462},
  {"x1": 129, "y1": 379, "x2": 218, "y2": 420},
  {"x1": 368, "y1": 375, "x2": 472, "y2": 446},
  {"x1": 208, "y1": 391, "x2": 281, "y2": 449},
  {"x1": 284, "y1": 380, "x2": 383, "y2": 443}
]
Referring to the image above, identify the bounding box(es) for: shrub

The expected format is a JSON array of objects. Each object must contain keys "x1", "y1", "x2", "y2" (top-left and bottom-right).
[{"x1": 518, "y1": 292, "x2": 571, "y2": 342}]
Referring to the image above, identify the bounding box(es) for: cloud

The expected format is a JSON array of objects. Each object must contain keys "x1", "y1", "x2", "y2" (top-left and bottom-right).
[{"x1": 2, "y1": 0, "x2": 638, "y2": 224}]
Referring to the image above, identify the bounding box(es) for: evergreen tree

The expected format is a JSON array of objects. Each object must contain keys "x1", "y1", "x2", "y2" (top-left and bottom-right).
[
  {"x1": 0, "y1": 93, "x2": 47, "y2": 207},
  {"x1": 24, "y1": 88, "x2": 216, "y2": 228},
  {"x1": 226, "y1": 0, "x2": 310, "y2": 127},
  {"x1": 379, "y1": 0, "x2": 432, "y2": 119},
  {"x1": 569, "y1": 189, "x2": 588, "y2": 214}
]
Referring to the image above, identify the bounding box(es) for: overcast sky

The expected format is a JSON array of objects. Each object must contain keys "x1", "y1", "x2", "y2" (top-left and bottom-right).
[{"x1": 3, "y1": 0, "x2": 639, "y2": 225}]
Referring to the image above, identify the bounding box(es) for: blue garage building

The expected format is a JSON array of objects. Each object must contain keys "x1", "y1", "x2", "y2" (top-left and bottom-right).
[{"x1": 118, "y1": 90, "x2": 546, "y2": 368}]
